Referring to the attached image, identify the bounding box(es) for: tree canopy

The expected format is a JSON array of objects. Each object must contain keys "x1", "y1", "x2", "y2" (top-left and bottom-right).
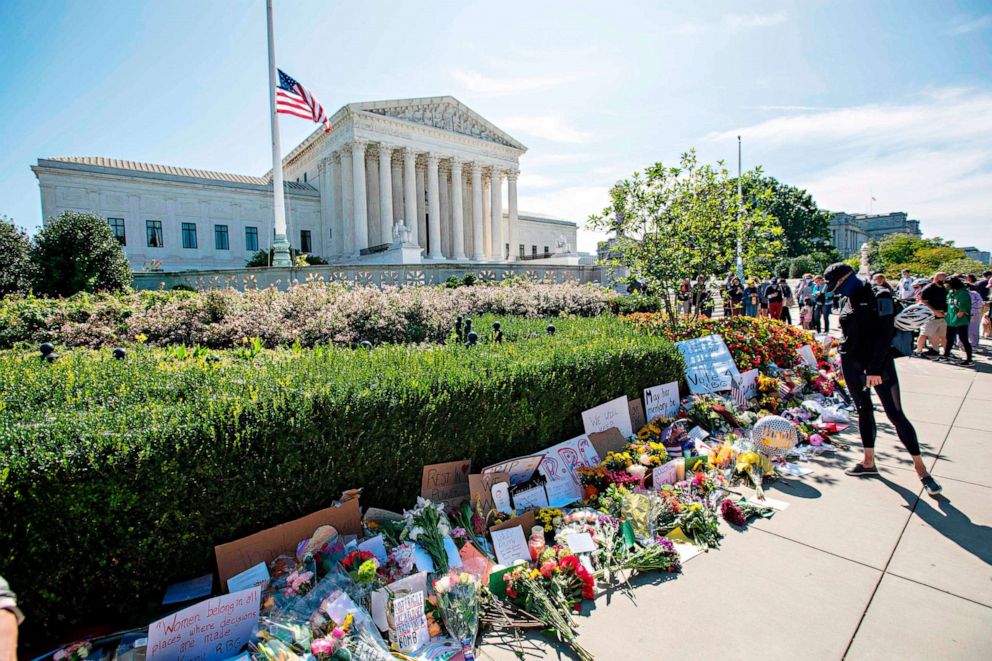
[
  {"x1": 588, "y1": 150, "x2": 783, "y2": 324},
  {"x1": 0, "y1": 215, "x2": 33, "y2": 297},
  {"x1": 862, "y1": 233, "x2": 985, "y2": 276},
  {"x1": 740, "y1": 176, "x2": 831, "y2": 258},
  {"x1": 31, "y1": 211, "x2": 132, "y2": 297}
]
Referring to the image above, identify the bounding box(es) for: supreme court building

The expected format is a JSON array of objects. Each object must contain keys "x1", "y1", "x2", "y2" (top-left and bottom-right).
[{"x1": 32, "y1": 96, "x2": 578, "y2": 272}]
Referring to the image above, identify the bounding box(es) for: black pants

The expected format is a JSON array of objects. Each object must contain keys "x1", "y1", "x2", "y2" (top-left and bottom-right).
[
  {"x1": 841, "y1": 355, "x2": 921, "y2": 455},
  {"x1": 944, "y1": 325, "x2": 972, "y2": 361},
  {"x1": 781, "y1": 305, "x2": 792, "y2": 324}
]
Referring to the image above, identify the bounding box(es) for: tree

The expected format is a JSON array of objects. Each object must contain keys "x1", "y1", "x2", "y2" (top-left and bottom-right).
[
  {"x1": 31, "y1": 211, "x2": 132, "y2": 297},
  {"x1": 0, "y1": 215, "x2": 33, "y2": 297},
  {"x1": 588, "y1": 150, "x2": 783, "y2": 328},
  {"x1": 740, "y1": 176, "x2": 831, "y2": 257}
]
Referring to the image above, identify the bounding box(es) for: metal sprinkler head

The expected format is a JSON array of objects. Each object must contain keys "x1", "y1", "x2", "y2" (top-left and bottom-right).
[{"x1": 112, "y1": 347, "x2": 127, "y2": 360}]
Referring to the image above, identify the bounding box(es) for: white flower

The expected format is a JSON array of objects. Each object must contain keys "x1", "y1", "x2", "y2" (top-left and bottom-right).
[
  {"x1": 627, "y1": 465, "x2": 648, "y2": 479},
  {"x1": 435, "y1": 576, "x2": 451, "y2": 593},
  {"x1": 409, "y1": 526, "x2": 424, "y2": 541},
  {"x1": 639, "y1": 453, "x2": 653, "y2": 466}
]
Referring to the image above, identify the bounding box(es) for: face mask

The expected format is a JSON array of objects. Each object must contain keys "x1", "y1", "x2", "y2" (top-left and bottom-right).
[{"x1": 835, "y1": 273, "x2": 863, "y2": 297}]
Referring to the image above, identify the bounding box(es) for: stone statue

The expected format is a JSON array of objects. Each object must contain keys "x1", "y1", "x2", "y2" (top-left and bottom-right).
[
  {"x1": 393, "y1": 221, "x2": 413, "y2": 246},
  {"x1": 555, "y1": 235, "x2": 571, "y2": 255},
  {"x1": 859, "y1": 242, "x2": 871, "y2": 277}
]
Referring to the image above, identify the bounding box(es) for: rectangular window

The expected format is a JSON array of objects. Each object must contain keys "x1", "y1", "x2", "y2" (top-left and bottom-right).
[
  {"x1": 300, "y1": 229, "x2": 312, "y2": 253},
  {"x1": 146, "y1": 220, "x2": 163, "y2": 248},
  {"x1": 544, "y1": 246, "x2": 550, "y2": 257},
  {"x1": 108, "y1": 218, "x2": 126, "y2": 246},
  {"x1": 245, "y1": 226, "x2": 259, "y2": 252},
  {"x1": 181, "y1": 222, "x2": 198, "y2": 249},
  {"x1": 531, "y1": 245, "x2": 537, "y2": 258},
  {"x1": 214, "y1": 224, "x2": 229, "y2": 250},
  {"x1": 519, "y1": 244, "x2": 525, "y2": 257}
]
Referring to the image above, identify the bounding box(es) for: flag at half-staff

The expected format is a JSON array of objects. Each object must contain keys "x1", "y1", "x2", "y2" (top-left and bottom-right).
[{"x1": 276, "y1": 69, "x2": 331, "y2": 133}]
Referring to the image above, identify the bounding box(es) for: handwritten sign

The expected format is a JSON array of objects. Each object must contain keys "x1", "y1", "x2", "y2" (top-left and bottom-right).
[
  {"x1": 675, "y1": 334, "x2": 741, "y2": 394},
  {"x1": 651, "y1": 460, "x2": 681, "y2": 488},
  {"x1": 468, "y1": 472, "x2": 509, "y2": 513},
  {"x1": 421, "y1": 460, "x2": 471, "y2": 507},
  {"x1": 644, "y1": 382, "x2": 680, "y2": 421},
  {"x1": 564, "y1": 532, "x2": 597, "y2": 554},
  {"x1": 737, "y1": 368, "x2": 759, "y2": 399},
  {"x1": 581, "y1": 396, "x2": 633, "y2": 438},
  {"x1": 491, "y1": 525, "x2": 531, "y2": 566},
  {"x1": 538, "y1": 435, "x2": 600, "y2": 508},
  {"x1": 628, "y1": 398, "x2": 647, "y2": 432},
  {"x1": 147, "y1": 587, "x2": 260, "y2": 661},
  {"x1": 394, "y1": 590, "x2": 430, "y2": 653},
  {"x1": 491, "y1": 482, "x2": 513, "y2": 514},
  {"x1": 797, "y1": 344, "x2": 818, "y2": 370},
  {"x1": 511, "y1": 484, "x2": 549, "y2": 510}
]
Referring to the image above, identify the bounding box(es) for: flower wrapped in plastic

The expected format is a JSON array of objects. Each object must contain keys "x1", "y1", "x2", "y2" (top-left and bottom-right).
[
  {"x1": 402, "y1": 497, "x2": 452, "y2": 574},
  {"x1": 433, "y1": 571, "x2": 483, "y2": 660}
]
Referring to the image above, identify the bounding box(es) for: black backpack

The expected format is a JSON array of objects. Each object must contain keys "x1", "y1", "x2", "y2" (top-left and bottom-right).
[{"x1": 872, "y1": 285, "x2": 911, "y2": 358}]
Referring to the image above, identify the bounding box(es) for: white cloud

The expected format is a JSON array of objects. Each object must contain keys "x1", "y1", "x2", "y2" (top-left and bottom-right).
[
  {"x1": 674, "y1": 11, "x2": 787, "y2": 34},
  {"x1": 496, "y1": 114, "x2": 592, "y2": 144},
  {"x1": 707, "y1": 87, "x2": 992, "y2": 250},
  {"x1": 451, "y1": 69, "x2": 580, "y2": 95},
  {"x1": 946, "y1": 14, "x2": 992, "y2": 35}
]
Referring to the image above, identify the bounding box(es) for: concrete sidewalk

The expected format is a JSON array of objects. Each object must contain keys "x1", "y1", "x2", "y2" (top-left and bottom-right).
[{"x1": 479, "y1": 344, "x2": 992, "y2": 660}]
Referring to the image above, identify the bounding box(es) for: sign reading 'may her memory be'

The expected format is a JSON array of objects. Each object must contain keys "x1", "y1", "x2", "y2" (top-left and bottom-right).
[{"x1": 675, "y1": 334, "x2": 741, "y2": 394}]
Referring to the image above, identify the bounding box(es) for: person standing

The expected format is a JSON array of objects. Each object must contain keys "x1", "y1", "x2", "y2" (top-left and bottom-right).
[
  {"x1": 677, "y1": 278, "x2": 692, "y2": 315},
  {"x1": 757, "y1": 277, "x2": 771, "y2": 317},
  {"x1": 822, "y1": 263, "x2": 942, "y2": 496},
  {"x1": 897, "y1": 269, "x2": 915, "y2": 302},
  {"x1": 970, "y1": 270, "x2": 991, "y2": 338},
  {"x1": 966, "y1": 284, "x2": 983, "y2": 349},
  {"x1": 811, "y1": 275, "x2": 833, "y2": 332},
  {"x1": 692, "y1": 275, "x2": 713, "y2": 318},
  {"x1": 726, "y1": 276, "x2": 745, "y2": 317},
  {"x1": 743, "y1": 279, "x2": 759, "y2": 317},
  {"x1": 916, "y1": 278, "x2": 948, "y2": 358},
  {"x1": 0, "y1": 576, "x2": 21, "y2": 661},
  {"x1": 766, "y1": 278, "x2": 785, "y2": 320},
  {"x1": 780, "y1": 278, "x2": 794, "y2": 325},
  {"x1": 944, "y1": 276, "x2": 974, "y2": 365},
  {"x1": 872, "y1": 272, "x2": 894, "y2": 292}
]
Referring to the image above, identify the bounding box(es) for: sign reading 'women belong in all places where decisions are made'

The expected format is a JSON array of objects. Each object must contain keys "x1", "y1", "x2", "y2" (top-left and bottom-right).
[{"x1": 675, "y1": 334, "x2": 741, "y2": 394}]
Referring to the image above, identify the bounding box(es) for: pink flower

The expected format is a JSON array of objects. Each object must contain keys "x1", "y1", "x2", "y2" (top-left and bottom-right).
[
  {"x1": 311, "y1": 637, "x2": 336, "y2": 656},
  {"x1": 809, "y1": 434, "x2": 824, "y2": 446}
]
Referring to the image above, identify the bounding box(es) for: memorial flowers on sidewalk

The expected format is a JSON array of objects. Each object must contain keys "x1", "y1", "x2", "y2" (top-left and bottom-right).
[
  {"x1": 433, "y1": 571, "x2": 482, "y2": 659},
  {"x1": 402, "y1": 497, "x2": 452, "y2": 574}
]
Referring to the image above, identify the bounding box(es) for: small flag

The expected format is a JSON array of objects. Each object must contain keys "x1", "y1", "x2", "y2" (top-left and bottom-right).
[
  {"x1": 778, "y1": 381, "x2": 792, "y2": 400},
  {"x1": 276, "y1": 69, "x2": 331, "y2": 133}
]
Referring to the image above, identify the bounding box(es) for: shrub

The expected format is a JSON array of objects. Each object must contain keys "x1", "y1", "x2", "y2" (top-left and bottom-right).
[
  {"x1": 0, "y1": 216, "x2": 33, "y2": 297},
  {"x1": 30, "y1": 211, "x2": 132, "y2": 297},
  {"x1": 625, "y1": 313, "x2": 824, "y2": 370},
  {"x1": 0, "y1": 282, "x2": 619, "y2": 349},
  {"x1": 0, "y1": 315, "x2": 683, "y2": 643},
  {"x1": 246, "y1": 248, "x2": 327, "y2": 267}
]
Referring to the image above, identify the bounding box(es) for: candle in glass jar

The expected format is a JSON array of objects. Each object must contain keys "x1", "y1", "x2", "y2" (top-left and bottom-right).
[{"x1": 528, "y1": 526, "x2": 546, "y2": 561}]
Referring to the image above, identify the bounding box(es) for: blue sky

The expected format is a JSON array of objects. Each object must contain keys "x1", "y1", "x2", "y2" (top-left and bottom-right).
[{"x1": 2, "y1": 0, "x2": 990, "y2": 254}]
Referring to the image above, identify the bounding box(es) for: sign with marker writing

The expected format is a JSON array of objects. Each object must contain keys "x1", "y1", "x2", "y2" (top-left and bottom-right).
[
  {"x1": 675, "y1": 334, "x2": 741, "y2": 394},
  {"x1": 421, "y1": 460, "x2": 471, "y2": 507},
  {"x1": 737, "y1": 368, "x2": 759, "y2": 399},
  {"x1": 147, "y1": 587, "x2": 260, "y2": 661},
  {"x1": 393, "y1": 590, "x2": 430, "y2": 654},
  {"x1": 643, "y1": 382, "x2": 680, "y2": 421},
  {"x1": 538, "y1": 435, "x2": 600, "y2": 508},
  {"x1": 581, "y1": 395, "x2": 633, "y2": 438},
  {"x1": 797, "y1": 344, "x2": 818, "y2": 370},
  {"x1": 491, "y1": 525, "x2": 531, "y2": 566}
]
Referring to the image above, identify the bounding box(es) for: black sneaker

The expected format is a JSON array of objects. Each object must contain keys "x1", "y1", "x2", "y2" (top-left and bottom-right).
[
  {"x1": 959, "y1": 359, "x2": 974, "y2": 366},
  {"x1": 921, "y1": 475, "x2": 943, "y2": 497},
  {"x1": 913, "y1": 352, "x2": 932, "y2": 360},
  {"x1": 924, "y1": 348, "x2": 939, "y2": 356},
  {"x1": 845, "y1": 464, "x2": 880, "y2": 477}
]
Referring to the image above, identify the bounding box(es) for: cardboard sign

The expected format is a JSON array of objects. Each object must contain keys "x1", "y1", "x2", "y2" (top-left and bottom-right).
[
  {"x1": 651, "y1": 459, "x2": 682, "y2": 488},
  {"x1": 421, "y1": 460, "x2": 471, "y2": 507},
  {"x1": 628, "y1": 398, "x2": 647, "y2": 432},
  {"x1": 468, "y1": 472, "x2": 510, "y2": 513},
  {"x1": 371, "y1": 572, "x2": 427, "y2": 632},
  {"x1": 162, "y1": 574, "x2": 213, "y2": 605},
  {"x1": 225, "y1": 562, "x2": 270, "y2": 594},
  {"x1": 482, "y1": 455, "x2": 544, "y2": 487},
  {"x1": 737, "y1": 368, "x2": 759, "y2": 399},
  {"x1": 582, "y1": 395, "x2": 634, "y2": 438},
  {"x1": 797, "y1": 344, "x2": 818, "y2": 370},
  {"x1": 676, "y1": 334, "x2": 741, "y2": 394},
  {"x1": 491, "y1": 525, "x2": 531, "y2": 566},
  {"x1": 215, "y1": 497, "x2": 361, "y2": 589},
  {"x1": 589, "y1": 427, "x2": 627, "y2": 458},
  {"x1": 538, "y1": 435, "x2": 600, "y2": 508},
  {"x1": 490, "y1": 511, "x2": 536, "y2": 536},
  {"x1": 147, "y1": 587, "x2": 260, "y2": 661},
  {"x1": 394, "y1": 590, "x2": 430, "y2": 653},
  {"x1": 644, "y1": 382, "x2": 680, "y2": 421}
]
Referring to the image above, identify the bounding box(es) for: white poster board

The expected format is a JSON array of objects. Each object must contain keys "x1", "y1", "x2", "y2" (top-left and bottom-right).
[
  {"x1": 675, "y1": 334, "x2": 741, "y2": 394},
  {"x1": 147, "y1": 587, "x2": 260, "y2": 661},
  {"x1": 737, "y1": 368, "x2": 759, "y2": 399},
  {"x1": 581, "y1": 395, "x2": 633, "y2": 438},
  {"x1": 797, "y1": 344, "x2": 818, "y2": 370},
  {"x1": 538, "y1": 435, "x2": 600, "y2": 508},
  {"x1": 643, "y1": 382, "x2": 680, "y2": 421}
]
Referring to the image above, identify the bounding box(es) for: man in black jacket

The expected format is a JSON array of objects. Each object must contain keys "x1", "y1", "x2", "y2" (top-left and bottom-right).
[{"x1": 824, "y1": 263, "x2": 942, "y2": 496}]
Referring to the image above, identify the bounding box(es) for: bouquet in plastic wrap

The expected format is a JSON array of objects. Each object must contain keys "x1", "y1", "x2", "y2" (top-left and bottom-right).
[{"x1": 432, "y1": 571, "x2": 482, "y2": 660}]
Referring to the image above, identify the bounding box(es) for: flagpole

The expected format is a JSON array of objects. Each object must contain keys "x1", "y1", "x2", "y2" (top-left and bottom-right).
[
  {"x1": 735, "y1": 135, "x2": 743, "y2": 279},
  {"x1": 266, "y1": 0, "x2": 291, "y2": 267}
]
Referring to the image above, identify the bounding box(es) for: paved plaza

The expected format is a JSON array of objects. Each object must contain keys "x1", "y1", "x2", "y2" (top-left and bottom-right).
[{"x1": 480, "y1": 341, "x2": 992, "y2": 660}]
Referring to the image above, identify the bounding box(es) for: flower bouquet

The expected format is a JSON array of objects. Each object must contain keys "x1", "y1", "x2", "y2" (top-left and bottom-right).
[
  {"x1": 683, "y1": 394, "x2": 741, "y2": 433},
  {"x1": 433, "y1": 571, "x2": 483, "y2": 660},
  {"x1": 339, "y1": 550, "x2": 381, "y2": 612},
  {"x1": 402, "y1": 496, "x2": 452, "y2": 574},
  {"x1": 502, "y1": 564, "x2": 594, "y2": 661},
  {"x1": 720, "y1": 498, "x2": 773, "y2": 526},
  {"x1": 674, "y1": 502, "x2": 723, "y2": 549}
]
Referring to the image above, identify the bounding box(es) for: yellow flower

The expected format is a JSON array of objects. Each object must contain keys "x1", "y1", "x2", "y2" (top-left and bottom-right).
[
  {"x1": 689, "y1": 503, "x2": 703, "y2": 512},
  {"x1": 134, "y1": 334, "x2": 147, "y2": 344},
  {"x1": 529, "y1": 569, "x2": 540, "y2": 580}
]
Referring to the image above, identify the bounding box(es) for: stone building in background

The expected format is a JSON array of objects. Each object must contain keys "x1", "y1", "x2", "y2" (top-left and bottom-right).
[{"x1": 828, "y1": 211, "x2": 922, "y2": 256}]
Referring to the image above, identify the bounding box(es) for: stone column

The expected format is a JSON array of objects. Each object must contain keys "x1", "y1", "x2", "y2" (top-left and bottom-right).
[
  {"x1": 439, "y1": 164, "x2": 450, "y2": 258},
  {"x1": 416, "y1": 164, "x2": 427, "y2": 249},
  {"x1": 450, "y1": 158, "x2": 467, "y2": 260},
  {"x1": 340, "y1": 147, "x2": 355, "y2": 256},
  {"x1": 490, "y1": 168, "x2": 503, "y2": 261},
  {"x1": 392, "y1": 158, "x2": 403, "y2": 224},
  {"x1": 378, "y1": 144, "x2": 394, "y2": 244},
  {"x1": 426, "y1": 153, "x2": 442, "y2": 259},
  {"x1": 351, "y1": 140, "x2": 369, "y2": 254},
  {"x1": 366, "y1": 152, "x2": 380, "y2": 245},
  {"x1": 330, "y1": 152, "x2": 343, "y2": 256},
  {"x1": 470, "y1": 163, "x2": 485, "y2": 260},
  {"x1": 483, "y1": 176, "x2": 491, "y2": 259},
  {"x1": 317, "y1": 157, "x2": 331, "y2": 257},
  {"x1": 506, "y1": 169, "x2": 519, "y2": 262},
  {"x1": 402, "y1": 148, "x2": 419, "y2": 245}
]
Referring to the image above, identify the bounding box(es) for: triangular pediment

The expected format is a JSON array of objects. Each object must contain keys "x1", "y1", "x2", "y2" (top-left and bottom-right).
[{"x1": 350, "y1": 96, "x2": 527, "y2": 151}]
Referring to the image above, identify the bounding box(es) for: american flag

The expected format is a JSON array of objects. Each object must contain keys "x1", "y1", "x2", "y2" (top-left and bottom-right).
[
  {"x1": 276, "y1": 69, "x2": 331, "y2": 133},
  {"x1": 778, "y1": 381, "x2": 792, "y2": 400}
]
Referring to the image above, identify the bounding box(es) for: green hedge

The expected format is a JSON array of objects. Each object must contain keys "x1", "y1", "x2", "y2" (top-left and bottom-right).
[{"x1": 0, "y1": 315, "x2": 683, "y2": 643}]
